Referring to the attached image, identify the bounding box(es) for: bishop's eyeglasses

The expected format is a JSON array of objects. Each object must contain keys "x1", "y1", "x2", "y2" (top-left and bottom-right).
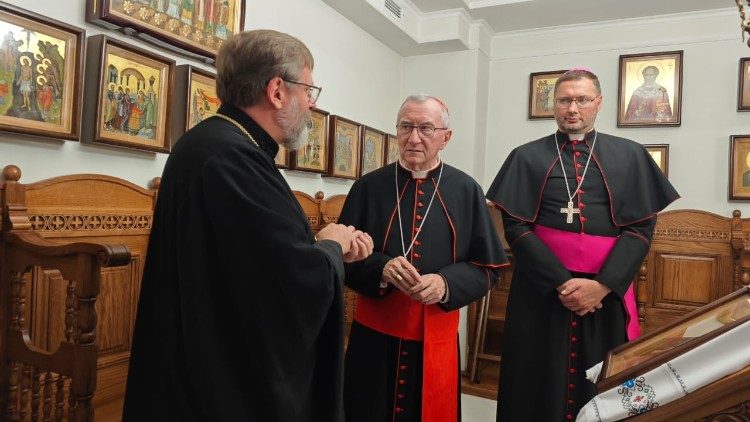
[
  {"x1": 554, "y1": 96, "x2": 600, "y2": 108},
  {"x1": 282, "y1": 79, "x2": 322, "y2": 103},
  {"x1": 396, "y1": 122, "x2": 449, "y2": 138}
]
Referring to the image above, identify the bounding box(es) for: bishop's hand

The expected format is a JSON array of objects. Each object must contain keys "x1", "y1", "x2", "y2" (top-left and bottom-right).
[
  {"x1": 343, "y1": 232, "x2": 374, "y2": 263},
  {"x1": 408, "y1": 273, "x2": 447, "y2": 305},
  {"x1": 382, "y1": 256, "x2": 420, "y2": 293},
  {"x1": 557, "y1": 278, "x2": 609, "y2": 316}
]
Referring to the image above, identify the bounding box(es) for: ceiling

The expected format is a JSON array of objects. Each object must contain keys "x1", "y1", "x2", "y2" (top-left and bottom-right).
[
  {"x1": 322, "y1": 0, "x2": 739, "y2": 56},
  {"x1": 409, "y1": 0, "x2": 733, "y2": 33}
]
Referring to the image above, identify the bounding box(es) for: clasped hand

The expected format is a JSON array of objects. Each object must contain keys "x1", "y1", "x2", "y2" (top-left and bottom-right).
[
  {"x1": 315, "y1": 223, "x2": 374, "y2": 263},
  {"x1": 382, "y1": 257, "x2": 446, "y2": 305},
  {"x1": 557, "y1": 277, "x2": 610, "y2": 316}
]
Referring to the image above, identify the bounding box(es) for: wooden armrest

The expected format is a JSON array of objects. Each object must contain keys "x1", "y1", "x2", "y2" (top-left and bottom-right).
[{"x1": 4, "y1": 230, "x2": 130, "y2": 267}]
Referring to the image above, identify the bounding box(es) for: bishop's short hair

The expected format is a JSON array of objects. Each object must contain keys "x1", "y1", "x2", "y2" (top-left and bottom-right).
[
  {"x1": 216, "y1": 29, "x2": 314, "y2": 108},
  {"x1": 554, "y1": 69, "x2": 601, "y2": 96}
]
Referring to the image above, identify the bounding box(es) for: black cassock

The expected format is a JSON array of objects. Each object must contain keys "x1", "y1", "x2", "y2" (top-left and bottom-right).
[
  {"x1": 487, "y1": 131, "x2": 678, "y2": 421},
  {"x1": 123, "y1": 104, "x2": 346, "y2": 422},
  {"x1": 339, "y1": 162, "x2": 508, "y2": 422}
]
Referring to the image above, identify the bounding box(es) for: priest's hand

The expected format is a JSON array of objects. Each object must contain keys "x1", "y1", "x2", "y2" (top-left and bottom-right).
[
  {"x1": 408, "y1": 273, "x2": 446, "y2": 305},
  {"x1": 557, "y1": 278, "x2": 610, "y2": 316},
  {"x1": 382, "y1": 257, "x2": 420, "y2": 293},
  {"x1": 316, "y1": 223, "x2": 361, "y2": 256},
  {"x1": 343, "y1": 232, "x2": 374, "y2": 263}
]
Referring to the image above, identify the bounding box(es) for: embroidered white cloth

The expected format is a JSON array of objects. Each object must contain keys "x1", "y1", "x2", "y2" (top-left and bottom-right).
[{"x1": 576, "y1": 320, "x2": 750, "y2": 421}]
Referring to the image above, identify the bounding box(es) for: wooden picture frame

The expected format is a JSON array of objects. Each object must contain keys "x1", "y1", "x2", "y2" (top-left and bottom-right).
[
  {"x1": 275, "y1": 144, "x2": 289, "y2": 169},
  {"x1": 644, "y1": 144, "x2": 669, "y2": 177},
  {"x1": 385, "y1": 133, "x2": 399, "y2": 164},
  {"x1": 82, "y1": 34, "x2": 174, "y2": 153},
  {"x1": 738, "y1": 57, "x2": 750, "y2": 111},
  {"x1": 360, "y1": 126, "x2": 386, "y2": 176},
  {"x1": 86, "y1": 0, "x2": 245, "y2": 64},
  {"x1": 528, "y1": 70, "x2": 566, "y2": 119},
  {"x1": 289, "y1": 108, "x2": 329, "y2": 174},
  {"x1": 0, "y1": 3, "x2": 85, "y2": 140},
  {"x1": 598, "y1": 287, "x2": 750, "y2": 391},
  {"x1": 327, "y1": 115, "x2": 361, "y2": 179},
  {"x1": 618, "y1": 50, "x2": 683, "y2": 127},
  {"x1": 171, "y1": 64, "x2": 218, "y2": 141},
  {"x1": 728, "y1": 135, "x2": 750, "y2": 200}
]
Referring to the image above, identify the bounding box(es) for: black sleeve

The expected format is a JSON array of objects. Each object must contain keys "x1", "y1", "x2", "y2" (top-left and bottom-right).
[
  {"x1": 193, "y1": 149, "x2": 344, "y2": 335},
  {"x1": 594, "y1": 216, "x2": 656, "y2": 296},
  {"x1": 502, "y1": 209, "x2": 572, "y2": 295},
  {"x1": 438, "y1": 264, "x2": 500, "y2": 311}
]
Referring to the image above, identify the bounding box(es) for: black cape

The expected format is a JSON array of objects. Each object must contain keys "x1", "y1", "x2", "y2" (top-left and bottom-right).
[
  {"x1": 486, "y1": 131, "x2": 678, "y2": 421},
  {"x1": 123, "y1": 104, "x2": 346, "y2": 422},
  {"x1": 339, "y1": 162, "x2": 508, "y2": 421}
]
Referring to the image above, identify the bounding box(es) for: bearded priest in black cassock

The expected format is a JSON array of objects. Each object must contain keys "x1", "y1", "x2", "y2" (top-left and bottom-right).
[
  {"x1": 339, "y1": 95, "x2": 508, "y2": 421},
  {"x1": 123, "y1": 31, "x2": 374, "y2": 422},
  {"x1": 486, "y1": 69, "x2": 678, "y2": 421}
]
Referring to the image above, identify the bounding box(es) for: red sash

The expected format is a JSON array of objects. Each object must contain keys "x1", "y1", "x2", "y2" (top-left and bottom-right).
[{"x1": 355, "y1": 292, "x2": 459, "y2": 421}]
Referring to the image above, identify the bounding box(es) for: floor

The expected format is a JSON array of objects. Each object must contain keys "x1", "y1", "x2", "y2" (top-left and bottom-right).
[
  {"x1": 461, "y1": 394, "x2": 497, "y2": 421},
  {"x1": 461, "y1": 361, "x2": 500, "y2": 421},
  {"x1": 97, "y1": 371, "x2": 501, "y2": 422}
]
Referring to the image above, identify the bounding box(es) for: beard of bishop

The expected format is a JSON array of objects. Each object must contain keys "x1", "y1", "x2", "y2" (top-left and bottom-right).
[{"x1": 278, "y1": 95, "x2": 310, "y2": 151}]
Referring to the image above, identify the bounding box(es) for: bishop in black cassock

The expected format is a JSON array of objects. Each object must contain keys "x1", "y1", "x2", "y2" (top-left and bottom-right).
[
  {"x1": 487, "y1": 130, "x2": 678, "y2": 421},
  {"x1": 123, "y1": 103, "x2": 351, "y2": 420},
  {"x1": 340, "y1": 160, "x2": 508, "y2": 421}
]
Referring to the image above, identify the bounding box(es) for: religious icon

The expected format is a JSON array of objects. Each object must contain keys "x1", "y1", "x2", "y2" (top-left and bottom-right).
[
  {"x1": 83, "y1": 35, "x2": 173, "y2": 153},
  {"x1": 385, "y1": 133, "x2": 399, "y2": 164},
  {"x1": 738, "y1": 57, "x2": 750, "y2": 111},
  {"x1": 0, "y1": 3, "x2": 84, "y2": 140},
  {"x1": 327, "y1": 115, "x2": 361, "y2": 179},
  {"x1": 170, "y1": 65, "x2": 218, "y2": 142},
  {"x1": 290, "y1": 108, "x2": 329, "y2": 174},
  {"x1": 729, "y1": 135, "x2": 750, "y2": 200},
  {"x1": 87, "y1": 0, "x2": 246, "y2": 63},
  {"x1": 360, "y1": 126, "x2": 385, "y2": 176},
  {"x1": 528, "y1": 70, "x2": 566, "y2": 119},
  {"x1": 644, "y1": 144, "x2": 669, "y2": 177},
  {"x1": 275, "y1": 144, "x2": 289, "y2": 169},
  {"x1": 618, "y1": 51, "x2": 683, "y2": 127}
]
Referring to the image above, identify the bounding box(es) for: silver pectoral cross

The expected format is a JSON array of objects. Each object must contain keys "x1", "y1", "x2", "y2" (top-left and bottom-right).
[{"x1": 560, "y1": 201, "x2": 580, "y2": 224}]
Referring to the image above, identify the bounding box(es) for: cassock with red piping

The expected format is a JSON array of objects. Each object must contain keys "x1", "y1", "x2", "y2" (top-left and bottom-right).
[
  {"x1": 486, "y1": 130, "x2": 678, "y2": 422},
  {"x1": 339, "y1": 161, "x2": 508, "y2": 422}
]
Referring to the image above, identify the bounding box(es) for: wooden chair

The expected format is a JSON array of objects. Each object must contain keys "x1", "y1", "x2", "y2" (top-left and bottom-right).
[
  {"x1": 291, "y1": 191, "x2": 356, "y2": 344},
  {"x1": 0, "y1": 165, "x2": 135, "y2": 421},
  {"x1": 636, "y1": 209, "x2": 749, "y2": 334},
  {"x1": 292, "y1": 190, "x2": 322, "y2": 232}
]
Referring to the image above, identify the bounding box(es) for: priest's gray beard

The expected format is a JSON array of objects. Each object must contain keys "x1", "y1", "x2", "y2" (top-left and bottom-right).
[{"x1": 278, "y1": 96, "x2": 309, "y2": 150}]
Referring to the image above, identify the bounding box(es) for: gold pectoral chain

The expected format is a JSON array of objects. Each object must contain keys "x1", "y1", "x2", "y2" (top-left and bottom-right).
[{"x1": 212, "y1": 113, "x2": 260, "y2": 148}]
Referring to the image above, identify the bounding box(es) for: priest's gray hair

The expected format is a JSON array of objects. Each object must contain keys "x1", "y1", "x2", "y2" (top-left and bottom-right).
[
  {"x1": 397, "y1": 94, "x2": 450, "y2": 128},
  {"x1": 216, "y1": 29, "x2": 314, "y2": 108}
]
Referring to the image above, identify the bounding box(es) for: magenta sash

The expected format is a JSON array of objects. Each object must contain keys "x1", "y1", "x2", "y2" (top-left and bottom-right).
[{"x1": 533, "y1": 224, "x2": 640, "y2": 340}]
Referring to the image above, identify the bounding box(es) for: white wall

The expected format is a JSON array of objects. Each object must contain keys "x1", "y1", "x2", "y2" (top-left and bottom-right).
[
  {"x1": 485, "y1": 10, "x2": 750, "y2": 216},
  {"x1": 1, "y1": 0, "x2": 403, "y2": 197},
  {"x1": 402, "y1": 49, "x2": 489, "y2": 176}
]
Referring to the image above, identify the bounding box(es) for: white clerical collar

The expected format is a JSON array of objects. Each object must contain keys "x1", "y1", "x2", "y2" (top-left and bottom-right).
[
  {"x1": 566, "y1": 129, "x2": 597, "y2": 142},
  {"x1": 398, "y1": 159, "x2": 442, "y2": 179}
]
